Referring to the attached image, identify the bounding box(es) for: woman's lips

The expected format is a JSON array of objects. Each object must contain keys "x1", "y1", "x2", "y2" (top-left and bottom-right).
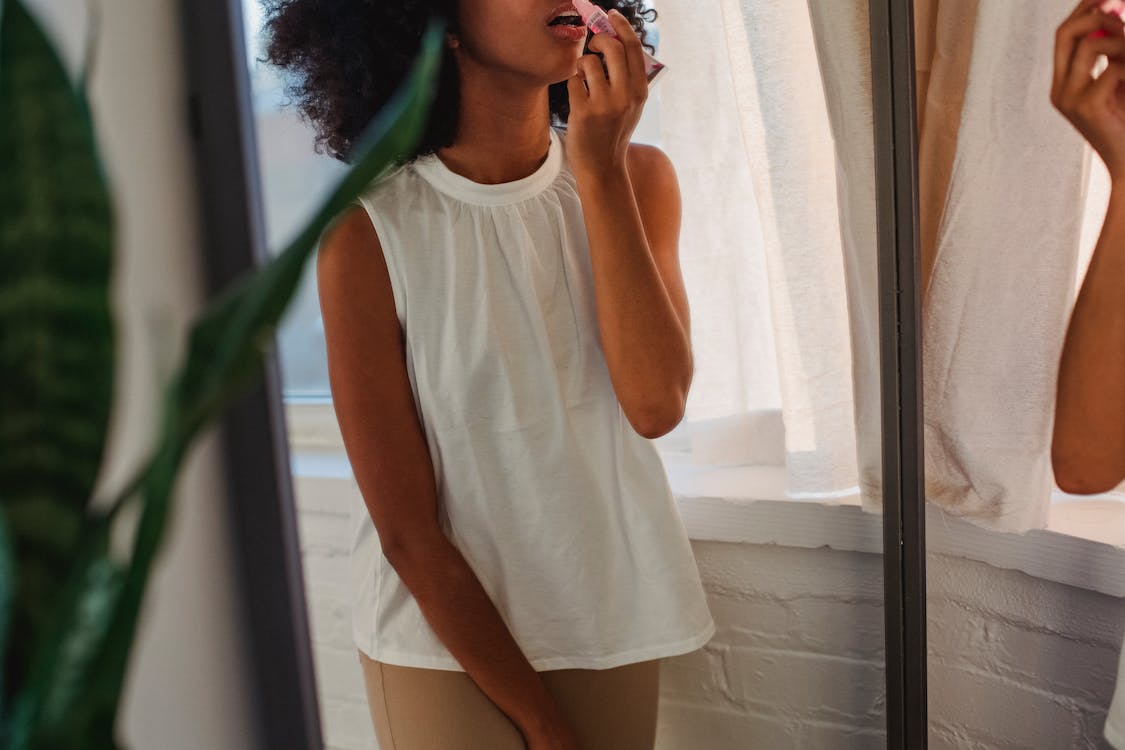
[{"x1": 548, "y1": 23, "x2": 587, "y2": 42}]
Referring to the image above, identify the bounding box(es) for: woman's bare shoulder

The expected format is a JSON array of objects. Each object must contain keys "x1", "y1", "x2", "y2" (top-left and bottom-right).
[
  {"x1": 625, "y1": 142, "x2": 680, "y2": 219},
  {"x1": 625, "y1": 142, "x2": 676, "y2": 186},
  {"x1": 317, "y1": 203, "x2": 395, "y2": 329},
  {"x1": 320, "y1": 203, "x2": 382, "y2": 266}
]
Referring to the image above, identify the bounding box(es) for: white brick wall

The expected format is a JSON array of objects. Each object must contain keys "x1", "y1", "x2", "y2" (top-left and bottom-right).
[
  {"x1": 293, "y1": 475, "x2": 1125, "y2": 749},
  {"x1": 657, "y1": 544, "x2": 887, "y2": 749},
  {"x1": 927, "y1": 554, "x2": 1125, "y2": 750}
]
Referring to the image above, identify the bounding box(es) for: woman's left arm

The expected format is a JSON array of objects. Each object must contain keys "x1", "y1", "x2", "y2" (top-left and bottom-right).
[{"x1": 567, "y1": 10, "x2": 692, "y2": 439}]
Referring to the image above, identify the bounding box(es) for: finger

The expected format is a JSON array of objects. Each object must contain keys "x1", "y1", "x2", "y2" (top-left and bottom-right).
[
  {"x1": 1079, "y1": 57, "x2": 1125, "y2": 144},
  {"x1": 1054, "y1": 10, "x2": 1124, "y2": 99},
  {"x1": 567, "y1": 72, "x2": 589, "y2": 113},
  {"x1": 1067, "y1": 31, "x2": 1125, "y2": 100},
  {"x1": 1088, "y1": 2, "x2": 1125, "y2": 37},
  {"x1": 608, "y1": 9, "x2": 649, "y2": 98},
  {"x1": 1066, "y1": 0, "x2": 1105, "y2": 24},
  {"x1": 1087, "y1": 55, "x2": 1125, "y2": 108},
  {"x1": 587, "y1": 33, "x2": 629, "y2": 97},
  {"x1": 578, "y1": 55, "x2": 609, "y2": 101},
  {"x1": 605, "y1": 9, "x2": 645, "y2": 85}
]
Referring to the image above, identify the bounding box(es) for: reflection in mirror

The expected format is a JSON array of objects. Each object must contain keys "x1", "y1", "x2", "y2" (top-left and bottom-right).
[
  {"x1": 915, "y1": 0, "x2": 1125, "y2": 746},
  {"x1": 240, "y1": 0, "x2": 888, "y2": 746}
]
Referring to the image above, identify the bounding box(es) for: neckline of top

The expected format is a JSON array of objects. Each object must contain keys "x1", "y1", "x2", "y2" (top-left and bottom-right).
[{"x1": 411, "y1": 127, "x2": 565, "y2": 206}]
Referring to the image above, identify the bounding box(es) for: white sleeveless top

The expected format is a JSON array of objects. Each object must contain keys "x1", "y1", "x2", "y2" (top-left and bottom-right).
[{"x1": 346, "y1": 125, "x2": 715, "y2": 671}]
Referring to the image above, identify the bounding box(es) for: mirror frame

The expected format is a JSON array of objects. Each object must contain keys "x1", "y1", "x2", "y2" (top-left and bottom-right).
[
  {"x1": 178, "y1": 0, "x2": 323, "y2": 747},
  {"x1": 870, "y1": 0, "x2": 928, "y2": 746},
  {"x1": 179, "y1": 0, "x2": 931, "y2": 746}
]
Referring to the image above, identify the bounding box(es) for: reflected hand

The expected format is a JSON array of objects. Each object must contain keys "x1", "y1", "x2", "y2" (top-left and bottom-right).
[
  {"x1": 1052, "y1": 0, "x2": 1125, "y2": 181},
  {"x1": 565, "y1": 9, "x2": 648, "y2": 178}
]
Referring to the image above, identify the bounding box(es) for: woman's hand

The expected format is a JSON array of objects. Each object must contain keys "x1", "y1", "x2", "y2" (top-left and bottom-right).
[
  {"x1": 1052, "y1": 0, "x2": 1125, "y2": 182},
  {"x1": 565, "y1": 9, "x2": 648, "y2": 179},
  {"x1": 522, "y1": 718, "x2": 583, "y2": 750}
]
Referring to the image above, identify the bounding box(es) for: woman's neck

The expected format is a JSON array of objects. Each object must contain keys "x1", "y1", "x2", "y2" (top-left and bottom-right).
[{"x1": 435, "y1": 72, "x2": 554, "y2": 185}]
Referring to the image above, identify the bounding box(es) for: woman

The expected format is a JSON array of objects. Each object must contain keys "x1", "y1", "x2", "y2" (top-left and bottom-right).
[{"x1": 262, "y1": 1, "x2": 716, "y2": 748}]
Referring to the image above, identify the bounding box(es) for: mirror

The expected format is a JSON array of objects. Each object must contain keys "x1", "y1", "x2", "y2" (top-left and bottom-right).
[
  {"x1": 914, "y1": 0, "x2": 1125, "y2": 746},
  {"x1": 234, "y1": 0, "x2": 896, "y2": 746}
]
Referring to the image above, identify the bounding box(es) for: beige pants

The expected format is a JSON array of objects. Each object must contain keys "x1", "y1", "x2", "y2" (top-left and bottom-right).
[{"x1": 358, "y1": 650, "x2": 661, "y2": 750}]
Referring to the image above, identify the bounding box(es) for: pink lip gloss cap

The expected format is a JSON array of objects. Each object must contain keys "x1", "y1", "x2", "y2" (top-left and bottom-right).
[{"x1": 571, "y1": 0, "x2": 599, "y2": 24}]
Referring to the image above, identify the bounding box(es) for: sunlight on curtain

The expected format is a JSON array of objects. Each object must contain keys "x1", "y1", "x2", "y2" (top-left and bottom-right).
[
  {"x1": 653, "y1": 0, "x2": 879, "y2": 504},
  {"x1": 917, "y1": 0, "x2": 1095, "y2": 532}
]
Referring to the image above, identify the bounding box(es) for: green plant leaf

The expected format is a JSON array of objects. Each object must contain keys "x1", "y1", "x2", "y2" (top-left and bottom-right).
[
  {"x1": 3, "y1": 522, "x2": 124, "y2": 750},
  {"x1": 5, "y1": 17, "x2": 445, "y2": 748},
  {"x1": 0, "y1": 0, "x2": 115, "y2": 716}
]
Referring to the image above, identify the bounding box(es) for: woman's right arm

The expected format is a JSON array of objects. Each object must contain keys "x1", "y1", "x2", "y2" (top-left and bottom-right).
[{"x1": 316, "y1": 207, "x2": 580, "y2": 749}]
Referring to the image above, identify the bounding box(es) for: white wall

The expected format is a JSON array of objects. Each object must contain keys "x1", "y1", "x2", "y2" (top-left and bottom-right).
[
  {"x1": 26, "y1": 1, "x2": 263, "y2": 747},
  {"x1": 657, "y1": 543, "x2": 886, "y2": 749},
  {"x1": 295, "y1": 473, "x2": 1125, "y2": 750},
  {"x1": 927, "y1": 554, "x2": 1124, "y2": 749}
]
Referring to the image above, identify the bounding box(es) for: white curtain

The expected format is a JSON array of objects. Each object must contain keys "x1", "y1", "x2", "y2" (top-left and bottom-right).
[
  {"x1": 651, "y1": 0, "x2": 881, "y2": 508},
  {"x1": 917, "y1": 0, "x2": 1113, "y2": 533}
]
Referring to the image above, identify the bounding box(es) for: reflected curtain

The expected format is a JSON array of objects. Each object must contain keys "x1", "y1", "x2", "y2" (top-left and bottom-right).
[
  {"x1": 916, "y1": 0, "x2": 1112, "y2": 532},
  {"x1": 651, "y1": 0, "x2": 881, "y2": 508}
]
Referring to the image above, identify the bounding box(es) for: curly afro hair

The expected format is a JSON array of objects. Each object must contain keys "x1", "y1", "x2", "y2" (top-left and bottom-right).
[{"x1": 259, "y1": 0, "x2": 658, "y2": 164}]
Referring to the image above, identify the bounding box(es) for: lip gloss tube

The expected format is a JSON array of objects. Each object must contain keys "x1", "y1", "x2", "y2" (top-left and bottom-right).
[{"x1": 572, "y1": 0, "x2": 667, "y2": 85}]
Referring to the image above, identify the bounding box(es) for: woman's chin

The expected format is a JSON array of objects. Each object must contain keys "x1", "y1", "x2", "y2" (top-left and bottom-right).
[
  {"x1": 560, "y1": 56, "x2": 585, "y2": 80},
  {"x1": 545, "y1": 62, "x2": 581, "y2": 87}
]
